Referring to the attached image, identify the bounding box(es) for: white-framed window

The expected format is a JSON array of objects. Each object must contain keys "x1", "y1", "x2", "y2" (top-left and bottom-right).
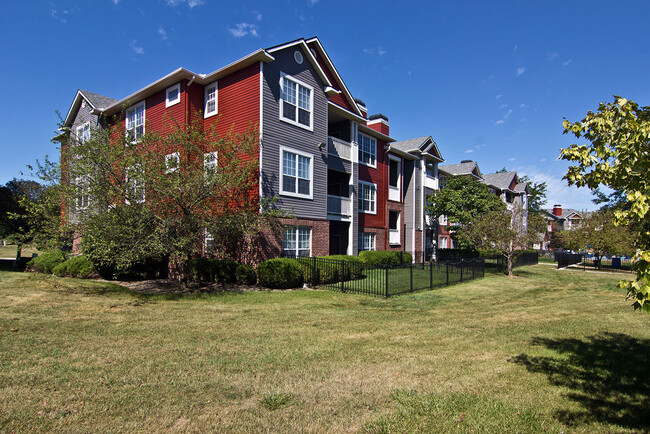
[
  {"x1": 166, "y1": 83, "x2": 181, "y2": 108},
  {"x1": 440, "y1": 237, "x2": 448, "y2": 249},
  {"x1": 76, "y1": 122, "x2": 90, "y2": 144},
  {"x1": 165, "y1": 152, "x2": 180, "y2": 173},
  {"x1": 425, "y1": 162, "x2": 436, "y2": 178},
  {"x1": 126, "y1": 166, "x2": 145, "y2": 204},
  {"x1": 358, "y1": 232, "x2": 376, "y2": 252},
  {"x1": 283, "y1": 226, "x2": 311, "y2": 257},
  {"x1": 388, "y1": 155, "x2": 401, "y2": 201},
  {"x1": 280, "y1": 73, "x2": 313, "y2": 130},
  {"x1": 280, "y1": 146, "x2": 312, "y2": 199},
  {"x1": 358, "y1": 132, "x2": 376, "y2": 167},
  {"x1": 205, "y1": 229, "x2": 214, "y2": 253},
  {"x1": 203, "y1": 151, "x2": 218, "y2": 179},
  {"x1": 204, "y1": 82, "x2": 218, "y2": 118},
  {"x1": 75, "y1": 176, "x2": 90, "y2": 210},
  {"x1": 439, "y1": 215, "x2": 448, "y2": 225},
  {"x1": 358, "y1": 181, "x2": 376, "y2": 214},
  {"x1": 126, "y1": 102, "x2": 145, "y2": 143}
]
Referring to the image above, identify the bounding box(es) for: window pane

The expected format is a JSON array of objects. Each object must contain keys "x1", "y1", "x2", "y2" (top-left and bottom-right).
[
  {"x1": 298, "y1": 155, "x2": 309, "y2": 179},
  {"x1": 283, "y1": 176, "x2": 296, "y2": 193},
  {"x1": 282, "y1": 79, "x2": 296, "y2": 105},
  {"x1": 283, "y1": 151, "x2": 296, "y2": 176},
  {"x1": 283, "y1": 102, "x2": 296, "y2": 121},
  {"x1": 298, "y1": 179, "x2": 310, "y2": 195},
  {"x1": 298, "y1": 85, "x2": 310, "y2": 110},
  {"x1": 298, "y1": 109, "x2": 310, "y2": 126}
]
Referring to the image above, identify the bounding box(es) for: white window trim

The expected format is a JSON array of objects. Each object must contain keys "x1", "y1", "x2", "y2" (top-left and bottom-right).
[
  {"x1": 358, "y1": 232, "x2": 376, "y2": 252},
  {"x1": 388, "y1": 155, "x2": 401, "y2": 198},
  {"x1": 125, "y1": 165, "x2": 145, "y2": 205},
  {"x1": 283, "y1": 226, "x2": 312, "y2": 257},
  {"x1": 203, "y1": 151, "x2": 218, "y2": 179},
  {"x1": 75, "y1": 176, "x2": 90, "y2": 210},
  {"x1": 204, "y1": 81, "x2": 218, "y2": 118},
  {"x1": 125, "y1": 101, "x2": 145, "y2": 144},
  {"x1": 165, "y1": 152, "x2": 180, "y2": 174},
  {"x1": 358, "y1": 132, "x2": 377, "y2": 169},
  {"x1": 205, "y1": 228, "x2": 214, "y2": 252},
  {"x1": 76, "y1": 122, "x2": 90, "y2": 144},
  {"x1": 279, "y1": 72, "x2": 314, "y2": 132},
  {"x1": 165, "y1": 83, "x2": 181, "y2": 108},
  {"x1": 279, "y1": 146, "x2": 313, "y2": 199},
  {"x1": 358, "y1": 180, "x2": 377, "y2": 215}
]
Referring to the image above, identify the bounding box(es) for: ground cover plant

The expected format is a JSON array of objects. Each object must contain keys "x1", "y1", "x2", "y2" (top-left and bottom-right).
[{"x1": 1, "y1": 265, "x2": 648, "y2": 432}]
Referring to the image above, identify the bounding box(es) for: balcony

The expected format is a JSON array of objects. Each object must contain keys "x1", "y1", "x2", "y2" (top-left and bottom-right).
[
  {"x1": 327, "y1": 195, "x2": 351, "y2": 217},
  {"x1": 389, "y1": 229, "x2": 400, "y2": 245},
  {"x1": 328, "y1": 136, "x2": 352, "y2": 161},
  {"x1": 388, "y1": 186, "x2": 400, "y2": 202}
]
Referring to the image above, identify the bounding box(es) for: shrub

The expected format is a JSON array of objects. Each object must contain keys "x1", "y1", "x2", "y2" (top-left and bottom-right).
[
  {"x1": 236, "y1": 264, "x2": 257, "y2": 285},
  {"x1": 257, "y1": 258, "x2": 303, "y2": 289},
  {"x1": 359, "y1": 250, "x2": 412, "y2": 265},
  {"x1": 52, "y1": 255, "x2": 97, "y2": 278},
  {"x1": 187, "y1": 258, "x2": 239, "y2": 284},
  {"x1": 217, "y1": 259, "x2": 238, "y2": 284},
  {"x1": 27, "y1": 250, "x2": 66, "y2": 274}
]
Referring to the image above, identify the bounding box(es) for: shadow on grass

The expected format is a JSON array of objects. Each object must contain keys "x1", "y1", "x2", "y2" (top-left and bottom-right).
[{"x1": 509, "y1": 333, "x2": 650, "y2": 430}]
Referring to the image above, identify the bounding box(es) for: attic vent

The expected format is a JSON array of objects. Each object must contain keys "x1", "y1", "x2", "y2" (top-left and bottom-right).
[
  {"x1": 294, "y1": 50, "x2": 303, "y2": 64},
  {"x1": 81, "y1": 99, "x2": 86, "y2": 108},
  {"x1": 310, "y1": 48, "x2": 317, "y2": 58}
]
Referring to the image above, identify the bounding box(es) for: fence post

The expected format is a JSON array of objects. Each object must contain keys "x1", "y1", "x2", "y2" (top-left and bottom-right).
[
  {"x1": 312, "y1": 256, "x2": 317, "y2": 286},
  {"x1": 429, "y1": 260, "x2": 433, "y2": 290},
  {"x1": 446, "y1": 263, "x2": 449, "y2": 285},
  {"x1": 340, "y1": 260, "x2": 346, "y2": 293},
  {"x1": 385, "y1": 266, "x2": 389, "y2": 298},
  {"x1": 410, "y1": 261, "x2": 413, "y2": 292},
  {"x1": 460, "y1": 261, "x2": 464, "y2": 282}
]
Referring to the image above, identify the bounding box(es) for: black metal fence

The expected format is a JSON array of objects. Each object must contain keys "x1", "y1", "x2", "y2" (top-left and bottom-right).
[
  {"x1": 296, "y1": 257, "x2": 484, "y2": 298},
  {"x1": 555, "y1": 252, "x2": 633, "y2": 272}
]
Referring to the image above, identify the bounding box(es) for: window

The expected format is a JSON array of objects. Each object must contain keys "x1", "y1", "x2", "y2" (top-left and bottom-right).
[
  {"x1": 76, "y1": 122, "x2": 90, "y2": 144},
  {"x1": 388, "y1": 156, "x2": 401, "y2": 201},
  {"x1": 280, "y1": 147, "x2": 312, "y2": 198},
  {"x1": 283, "y1": 226, "x2": 311, "y2": 257},
  {"x1": 165, "y1": 152, "x2": 180, "y2": 173},
  {"x1": 75, "y1": 176, "x2": 90, "y2": 210},
  {"x1": 280, "y1": 73, "x2": 313, "y2": 129},
  {"x1": 126, "y1": 166, "x2": 145, "y2": 204},
  {"x1": 203, "y1": 151, "x2": 218, "y2": 179},
  {"x1": 358, "y1": 181, "x2": 376, "y2": 214},
  {"x1": 425, "y1": 162, "x2": 436, "y2": 178},
  {"x1": 204, "y1": 82, "x2": 218, "y2": 118},
  {"x1": 358, "y1": 133, "x2": 376, "y2": 167},
  {"x1": 389, "y1": 211, "x2": 400, "y2": 245},
  {"x1": 440, "y1": 237, "x2": 448, "y2": 249},
  {"x1": 166, "y1": 83, "x2": 181, "y2": 108},
  {"x1": 358, "y1": 232, "x2": 375, "y2": 252},
  {"x1": 205, "y1": 229, "x2": 214, "y2": 253},
  {"x1": 126, "y1": 102, "x2": 145, "y2": 143}
]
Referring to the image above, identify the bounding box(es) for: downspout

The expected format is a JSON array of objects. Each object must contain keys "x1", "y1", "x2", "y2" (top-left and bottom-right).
[
  {"x1": 384, "y1": 145, "x2": 388, "y2": 251},
  {"x1": 185, "y1": 75, "x2": 196, "y2": 132}
]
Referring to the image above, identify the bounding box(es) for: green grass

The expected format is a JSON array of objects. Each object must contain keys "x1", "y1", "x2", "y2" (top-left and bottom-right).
[
  {"x1": 1, "y1": 266, "x2": 648, "y2": 432},
  {"x1": 0, "y1": 244, "x2": 41, "y2": 259}
]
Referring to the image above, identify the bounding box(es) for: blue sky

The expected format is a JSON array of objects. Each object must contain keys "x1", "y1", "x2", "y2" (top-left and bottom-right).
[{"x1": 2, "y1": 0, "x2": 649, "y2": 211}]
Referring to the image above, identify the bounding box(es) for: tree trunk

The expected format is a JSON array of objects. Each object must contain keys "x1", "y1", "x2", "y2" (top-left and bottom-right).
[
  {"x1": 13, "y1": 243, "x2": 22, "y2": 268},
  {"x1": 507, "y1": 254, "x2": 513, "y2": 277}
]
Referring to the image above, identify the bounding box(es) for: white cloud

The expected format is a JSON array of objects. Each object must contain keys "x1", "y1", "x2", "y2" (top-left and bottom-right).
[
  {"x1": 508, "y1": 157, "x2": 516, "y2": 162},
  {"x1": 516, "y1": 66, "x2": 526, "y2": 77},
  {"x1": 158, "y1": 27, "x2": 168, "y2": 40},
  {"x1": 130, "y1": 39, "x2": 144, "y2": 54},
  {"x1": 495, "y1": 94, "x2": 502, "y2": 100},
  {"x1": 111, "y1": 0, "x2": 119, "y2": 4},
  {"x1": 255, "y1": 12, "x2": 262, "y2": 21},
  {"x1": 499, "y1": 104, "x2": 509, "y2": 109},
  {"x1": 546, "y1": 52, "x2": 558, "y2": 61},
  {"x1": 363, "y1": 46, "x2": 386, "y2": 56},
  {"x1": 229, "y1": 23, "x2": 259, "y2": 37},
  {"x1": 521, "y1": 167, "x2": 597, "y2": 210},
  {"x1": 495, "y1": 120, "x2": 505, "y2": 125},
  {"x1": 166, "y1": 0, "x2": 204, "y2": 7},
  {"x1": 308, "y1": 0, "x2": 319, "y2": 4},
  {"x1": 50, "y1": 8, "x2": 70, "y2": 23},
  {"x1": 475, "y1": 143, "x2": 486, "y2": 149},
  {"x1": 378, "y1": 47, "x2": 386, "y2": 56},
  {"x1": 520, "y1": 103, "x2": 527, "y2": 108},
  {"x1": 465, "y1": 149, "x2": 474, "y2": 154},
  {"x1": 503, "y1": 109, "x2": 513, "y2": 119},
  {"x1": 407, "y1": 70, "x2": 412, "y2": 76},
  {"x1": 514, "y1": 44, "x2": 518, "y2": 51},
  {"x1": 539, "y1": 158, "x2": 547, "y2": 162},
  {"x1": 563, "y1": 59, "x2": 572, "y2": 66}
]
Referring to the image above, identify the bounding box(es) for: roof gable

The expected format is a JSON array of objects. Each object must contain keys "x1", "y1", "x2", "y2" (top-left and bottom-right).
[
  {"x1": 440, "y1": 161, "x2": 481, "y2": 178},
  {"x1": 482, "y1": 171, "x2": 518, "y2": 191},
  {"x1": 63, "y1": 89, "x2": 118, "y2": 128},
  {"x1": 266, "y1": 38, "x2": 334, "y2": 91}
]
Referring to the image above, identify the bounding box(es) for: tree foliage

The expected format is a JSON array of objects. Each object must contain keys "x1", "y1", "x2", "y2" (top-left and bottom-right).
[
  {"x1": 560, "y1": 96, "x2": 650, "y2": 311},
  {"x1": 426, "y1": 175, "x2": 505, "y2": 248},
  {"x1": 518, "y1": 175, "x2": 548, "y2": 213}
]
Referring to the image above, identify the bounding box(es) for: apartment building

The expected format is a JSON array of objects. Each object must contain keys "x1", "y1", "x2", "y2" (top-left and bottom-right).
[{"x1": 60, "y1": 37, "x2": 444, "y2": 260}]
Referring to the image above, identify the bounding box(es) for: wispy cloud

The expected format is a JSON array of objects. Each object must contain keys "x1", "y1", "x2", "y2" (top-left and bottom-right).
[
  {"x1": 495, "y1": 94, "x2": 502, "y2": 100},
  {"x1": 520, "y1": 166, "x2": 597, "y2": 210},
  {"x1": 520, "y1": 103, "x2": 527, "y2": 108},
  {"x1": 563, "y1": 59, "x2": 572, "y2": 66},
  {"x1": 363, "y1": 46, "x2": 387, "y2": 56},
  {"x1": 308, "y1": 0, "x2": 319, "y2": 4},
  {"x1": 546, "y1": 52, "x2": 558, "y2": 61},
  {"x1": 499, "y1": 103, "x2": 509, "y2": 109},
  {"x1": 475, "y1": 143, "x2": 486, "y2": 150},
  {"x1": 229, "y1": 23, "x2": 259, "y2": 37},
  {"x1": 166, "y1": 0, "x2": 204, "y2": 7},
  {"x1": 130, "y1": 39, "x2": 144, "y2": 55},
  {"x1": 508, "y1": 157, "x2": 516, "y2": 162},
  {"x1": 516, "y1": 66, "x2": 526, "y2": 77},
  {"x1": 50, "y1": 8, "x2": 71, "y2": 23},
  {"x1": 495, "y1": 120, "x2": 505, "y2": 125},
  {"x1": 503, "y1": 109, "x2": 513, "y2": 119},
  {"x1": 252, "y1": 11, "x2": 262, "y2": 21},
  {"x1": 111, "y1": 0, "x2": 119, "y2": 4},
  {"x1": 465, "y1": 149, "x2": 474, "y2": 154},
  {"x1": 158, "y1": 27, "x2": 168, "y2": 40},
  {"x1": 514, "y1": 44, "x2": 518, "y2": 51}
]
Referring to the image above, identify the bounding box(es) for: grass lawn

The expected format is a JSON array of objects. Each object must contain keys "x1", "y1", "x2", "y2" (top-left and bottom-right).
[
  {"x1": 0, "y1": 244, "x2": 41, "y2": 259},
  {"x1": 1, "y1": 266, "x2": 648, "y2": 432}
]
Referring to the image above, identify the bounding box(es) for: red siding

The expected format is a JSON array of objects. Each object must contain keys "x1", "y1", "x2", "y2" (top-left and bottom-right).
[
  {"x1": 367, "y1": 120, "x2": 389, "y2": 136},
  {"x1": 358, "y1": 139, "x2": 387, "y2": 230},
  {"x1": 307, "y1": 41, "x2": 357, "y2": 113}
]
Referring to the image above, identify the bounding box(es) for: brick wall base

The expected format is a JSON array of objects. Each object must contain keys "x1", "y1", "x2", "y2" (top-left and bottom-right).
[{"x1": 279, "y1": 217, "x2": 330, "y2": 257}]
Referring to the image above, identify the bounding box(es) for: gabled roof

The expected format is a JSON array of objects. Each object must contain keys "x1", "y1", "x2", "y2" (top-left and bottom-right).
[
  {"x1": 63, "y1": 89, "x2": 118, "y2": 128},
  {"x1": 514, "y1": 182, "x2": 528, "y2": 193},
  {"x1": 439, "y1": 161, "x2": 482, "y2": 178},
  {"x1": 542, "y1": 208, "x2": 585, "y2": 221},
  {"x1": 482, "y1": 171, "x2": 518, "y2": 191},
  {"x1": 389, "y1": 136, "x2": 444, "y2": 162},
  {"x1": 265, "y1": 38, "x2": 334, "y2": 92}
]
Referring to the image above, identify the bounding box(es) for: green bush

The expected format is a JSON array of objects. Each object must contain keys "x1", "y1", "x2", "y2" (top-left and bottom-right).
[
  {"x1": 236, "y1": 264, "x2": 257, "y2": 285},
  {"x1": 187, "y1": 258, "x2": 239, "y2": 284},
  {"x1": 52, "y1": 255, "x2": 97, "y2": 278},
  {"x1": 217, "y1": 259, "x2": 238, "y2": 284},
  {"x1": 358, "y1": 250, "x2": 412, "y2": 265},
  {"x1": 257, "y1": 258, "x2": 303, "y2": 289},
  {"x1": 27, "y1": 250, "x2": 66, "y2": 274}
]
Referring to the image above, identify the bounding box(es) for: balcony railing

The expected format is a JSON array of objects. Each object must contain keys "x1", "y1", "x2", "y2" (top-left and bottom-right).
[
  {"x1": 388, "y1": 186, "x2": 400, "y2": 202},
  {"x1": 328, "y1": 136, "x2": 352, "y2": 161},
  {"x1": 327, "y1": 195, "x2": 352, "y2": 216},
  {"x1": 389, "y1": 229, "x2": 400, "y2": 245}
]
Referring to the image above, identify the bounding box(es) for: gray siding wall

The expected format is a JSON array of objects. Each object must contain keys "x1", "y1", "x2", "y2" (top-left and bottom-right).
[
  {"x1": 71, "y1": 101, "x2": 102, "y2": 135},
  {"x1": 261, "y1": 48, "x2": 329, "y2": 220},
  {"x1": 414, "y1": 162, "x2": 422, "y2": 230},
  {"x1": 403, "y1": 159, "x2": 415, "y2": 252},
  {"x1": 423, "y1": 187, "x2": 434, "y2": 227}
]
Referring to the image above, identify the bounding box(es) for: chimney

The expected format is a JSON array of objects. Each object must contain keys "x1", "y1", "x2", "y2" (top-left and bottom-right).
[
  {"x1": 367, "y1": 113, "x2": 389, "y2": 136},
  {"x1": 354, "y1": 98, "x2": 367, "y2": 119},
  {"x1": 553, "y1": 204, "x2": 562, "y2": 216}
]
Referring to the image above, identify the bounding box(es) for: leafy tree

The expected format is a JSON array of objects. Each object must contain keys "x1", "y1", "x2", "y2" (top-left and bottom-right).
[
  {"x1": 560, "y1": 96, "x2": 650, "y2": 312},
  {"x1": 518, "y1": 175, "x2": 548, "y2": 213},
  {"x1": 62, "y1": 114, "x2": 280, "y2": 279},
  {"x1": 559, "y1": 210, "x2": 635, "y2": 268},
  {"x1": 466, "y1": 206, "x2": 545, "y2": 276},
  {"x1": 426, "y1": 175, "x2": 505, "y2": 248}
]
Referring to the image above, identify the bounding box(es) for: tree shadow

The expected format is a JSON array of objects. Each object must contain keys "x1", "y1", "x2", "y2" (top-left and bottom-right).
[{"x1": 509, "y1": 333, "x2": 650, "y2": 430}]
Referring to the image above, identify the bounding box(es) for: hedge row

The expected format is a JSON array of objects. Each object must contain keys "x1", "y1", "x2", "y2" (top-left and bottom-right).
[
  {"x1": 186, "y1": 258, "x2": 257, "y2": 285},
  {"x1": 27, "y1": 252, "x2": 98, "y2": 278}
]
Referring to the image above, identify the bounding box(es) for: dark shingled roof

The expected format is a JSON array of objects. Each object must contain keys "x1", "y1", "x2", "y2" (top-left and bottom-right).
[
  {"x1": 390, "y1": 136, "x2": 431, "y2": 153},
  {"x1": 79, "y1": 90, "x2": 118, "y2": 109},
  {"x1": 368, "y1": 113, "x2": 388, "y2": 122},
  {"x1": 439, "y1": 161, "x2": 481, "y2": 177},
  {"x1": 482, "y1": 171, "x2": 517, "y2": 190}
]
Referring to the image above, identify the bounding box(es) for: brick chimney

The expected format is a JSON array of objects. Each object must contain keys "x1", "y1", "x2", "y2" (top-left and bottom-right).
[
  {"x1": 354, "y1": 98, "x2": 367, "y2": 119},
  {"x1": 367, "y1": 113, "x2": 389, "y2": 136},
  {"x1": 552, "y1": 204, "x2": 562, "y2": 216}
]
